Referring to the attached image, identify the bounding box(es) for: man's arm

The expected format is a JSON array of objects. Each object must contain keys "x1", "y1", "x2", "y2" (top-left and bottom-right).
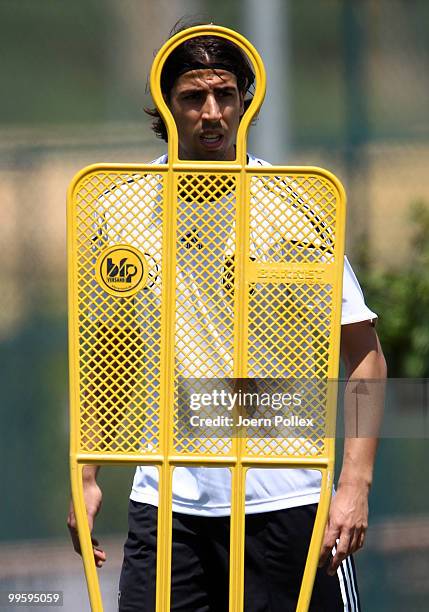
[
  {"x1": 67, "y1": 465, "x2": 106, "y2": 567},
  {"x1": 319, "y1": 320, "x2": 387, "y2": 575}
]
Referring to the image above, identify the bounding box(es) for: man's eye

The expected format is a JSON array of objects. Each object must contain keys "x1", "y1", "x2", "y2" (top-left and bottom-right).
[{"x1": 184, "y1": 92, "x2": 201, "y2": 100}]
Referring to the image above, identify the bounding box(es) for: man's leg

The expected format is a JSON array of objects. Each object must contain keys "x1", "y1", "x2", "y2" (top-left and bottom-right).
[
  {"x1": 244, "y1": 504, "x2": 361, "y2": 612},
  {"x1": 118, "y1": 501, "x2": 229, "y2": 612},
  {"x1": 118, "y1": 502, "x2": 157, "y2": 611}
]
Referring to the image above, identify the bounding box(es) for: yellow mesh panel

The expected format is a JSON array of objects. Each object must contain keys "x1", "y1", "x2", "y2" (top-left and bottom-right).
[
  {"x1": 72, "y1": 169, "x2": 165, "y2": 455},
  {"x1": 242, "y1": 172, "x2": 339, "y2": 458},
  {"x1": 173, "y1": 173, "x2": 236, "y2": 456},
  {"x1": 69, "y1": 164, "x2": 344, "y2": 612},
  {"x1": 70, "y1": 168, "x2": 342, "y2": 459}
]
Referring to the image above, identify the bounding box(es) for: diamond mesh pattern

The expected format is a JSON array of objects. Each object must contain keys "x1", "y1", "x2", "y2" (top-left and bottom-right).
[
  {"x1": 173, "y1": 174, "x2": 237, "y2": 456},
  {"x1": 245, "y1": 171, "x2": 338, "y2": 457},
  {"x1": 249, "y1": 174, "x2": 336, "y2": 263},
  {"x1": 246, "y1": 282, "x2": 331, "y2": 456},
  {"x1": 70, "y1": 167, "x2": 342, "y2": 461},
  {"x1": 74, "y1": 171, "x2": 164, "y2": 454}
]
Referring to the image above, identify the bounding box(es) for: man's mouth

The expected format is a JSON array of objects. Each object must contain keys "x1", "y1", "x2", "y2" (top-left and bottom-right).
[{"x1": 200, "y1": 133, "x2": 224, "y2": 148}]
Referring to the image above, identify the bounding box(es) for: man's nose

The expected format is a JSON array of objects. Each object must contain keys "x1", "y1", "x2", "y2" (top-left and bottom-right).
[{"x1": 202, "y1": 94, "x2": 221, "y2": 122}]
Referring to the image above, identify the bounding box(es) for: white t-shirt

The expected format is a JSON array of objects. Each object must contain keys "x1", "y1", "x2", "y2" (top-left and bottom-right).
[{"x1": 127, "y1": 153, "x2": 377, "y2": 516}]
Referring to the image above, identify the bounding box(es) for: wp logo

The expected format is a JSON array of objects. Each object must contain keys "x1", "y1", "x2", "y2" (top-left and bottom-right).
[
  {"x1": 107, "y1": 257, "x2": 138, "y2": 284},
  {"x1": 96, "y1": 245, "x2": 148, "y2": 297}
]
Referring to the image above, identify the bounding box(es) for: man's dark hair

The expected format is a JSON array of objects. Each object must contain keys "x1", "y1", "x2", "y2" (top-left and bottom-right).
[{"x1": 146, "y1": 20, "x2": 256, "y2": 142}]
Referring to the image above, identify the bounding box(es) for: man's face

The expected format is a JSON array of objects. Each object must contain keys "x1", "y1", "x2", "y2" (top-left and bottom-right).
[{"x1": 167, "y1": 69, "x2": 245, "y2": 161}]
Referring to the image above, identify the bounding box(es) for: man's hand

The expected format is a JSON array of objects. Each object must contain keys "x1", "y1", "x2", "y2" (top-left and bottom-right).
[
  {"x1": 318, "y1": 480, "x2": 369, "y2": 575},
  {"x1": 67, "y1": 467, "x2": 106, "y2": 568}
]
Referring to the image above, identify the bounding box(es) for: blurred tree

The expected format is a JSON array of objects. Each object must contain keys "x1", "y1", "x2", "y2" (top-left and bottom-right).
[{"x1": 358, "y1": 201, "x2": 429, "y2": 377}]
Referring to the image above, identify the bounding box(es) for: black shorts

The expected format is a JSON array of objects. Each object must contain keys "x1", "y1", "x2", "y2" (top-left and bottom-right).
[{"x1": 118, "y1": 501, "x2": 360, "y2": 612}]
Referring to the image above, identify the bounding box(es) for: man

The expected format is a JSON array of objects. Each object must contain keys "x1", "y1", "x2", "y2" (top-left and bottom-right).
[{"x1": 68, "y1": 24, "x2": 386, "y2": 612}]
